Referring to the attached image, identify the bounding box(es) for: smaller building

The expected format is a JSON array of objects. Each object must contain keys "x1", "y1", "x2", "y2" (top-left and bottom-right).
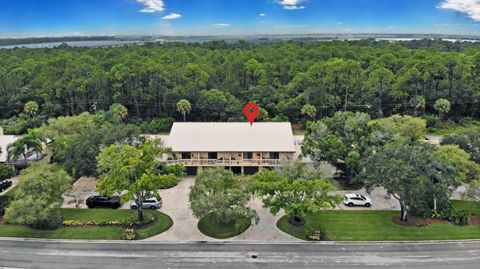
[
  {"x1": 0, "y1": 134, "x2": 46, "y2": 169},
  {"x1": 165, "y1": 122, "x2": 296, "y2": 175},
  {"x1": 0, "y1": 135, "x2": 19, "y2": 164}
]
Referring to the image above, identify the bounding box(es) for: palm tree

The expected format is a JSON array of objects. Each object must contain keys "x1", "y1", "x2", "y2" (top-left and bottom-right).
[
  {"x1": 176, "y1": 99, "x2": 192, "y2": 122},
  {"x1": 301, "y1": 104, "x2": 317, "y2": 119},
  {"x1": 23, "y1": 101, "x2": 39, "y2": 116},
  {"x1": 7, "y1": 129, "x2": 44, "y2": 165},
  {"x1": 434, "y1": 98, "x2": 451, "y2": 120},
  {"x1": 109, "y1": 103, "x2": 128, "y2": 121}
]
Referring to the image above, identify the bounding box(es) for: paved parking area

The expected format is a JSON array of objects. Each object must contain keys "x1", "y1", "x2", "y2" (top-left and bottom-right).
[
  {"x1": 0, "y1": 176, "x2": 19, "y2": 195},
  {"x1": 333, "y1": 187, "x2": 400, "y2": 210}
]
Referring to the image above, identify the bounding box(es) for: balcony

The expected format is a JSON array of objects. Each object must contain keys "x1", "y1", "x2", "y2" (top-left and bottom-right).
[{"x1": 164, "y1": 158, "x2": 283, "y2": 167}]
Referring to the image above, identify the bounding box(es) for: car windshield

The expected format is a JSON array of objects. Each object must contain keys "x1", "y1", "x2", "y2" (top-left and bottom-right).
[{"x1": 360, "y1": 195, "x2": 366, "y2": 200}]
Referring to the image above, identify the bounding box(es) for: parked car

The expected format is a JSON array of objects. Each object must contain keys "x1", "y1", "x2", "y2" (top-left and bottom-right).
[
  {"x1": 86, "y1": 195, "x2": 121, "y2": 209},
  {"x1": 344, "y1": 193, "x2": 372, "y2": 207},
  {"x1": 130, "y1": 198, "x2": 162, "y2": 210},
  {"x1": 0, "y1": 180, "x2": 12, "y2": 192}
]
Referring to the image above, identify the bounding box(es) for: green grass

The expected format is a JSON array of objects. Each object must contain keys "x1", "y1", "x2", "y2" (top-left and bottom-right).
[
  {"x1": 427, "y1": 119, "x2": 480, "y2": 136},
  {"x1": 0, "y1": 209, "x2": 173, "y2": 240},
  {"x1": 293, "y1": 129, "x2": 307, "y2": 136},
  {"x1": 277, "y1": 210, "x2": 480, "y2": 241},
  {"x1": 451, "y1": 200, "x2": 480, "y2": 215},
  {"x1": 197, "y1": 213, "x2": 251, "y2": 239}
]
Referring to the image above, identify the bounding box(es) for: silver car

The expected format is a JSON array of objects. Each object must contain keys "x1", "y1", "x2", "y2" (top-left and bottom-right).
[{"x1": 130, "y1": 198, "x2": 162, "y2": 210}]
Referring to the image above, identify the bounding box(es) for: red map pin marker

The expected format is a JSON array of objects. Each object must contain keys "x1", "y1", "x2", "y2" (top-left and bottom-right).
[{"x1": 243, "y1": 102, "x2": 259, "y2": 126}]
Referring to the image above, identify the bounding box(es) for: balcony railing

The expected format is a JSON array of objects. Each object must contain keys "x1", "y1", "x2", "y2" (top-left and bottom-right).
[{"x1": 165, "y1": 158, "x2": 283, "y2": 166}]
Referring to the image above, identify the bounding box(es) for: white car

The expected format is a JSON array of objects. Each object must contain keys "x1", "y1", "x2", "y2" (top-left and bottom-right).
[
  {"x1": 343, "y1": 193, "x2": 372, "y2": 207},
  {"x1": 130, "y1": 198, "x2": 162, "y2": 210}
]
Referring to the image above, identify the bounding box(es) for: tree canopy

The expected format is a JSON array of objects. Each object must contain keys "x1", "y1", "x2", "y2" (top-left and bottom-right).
[{"x1": 1, "y1": 39, "x2": 480, "y2": 124}]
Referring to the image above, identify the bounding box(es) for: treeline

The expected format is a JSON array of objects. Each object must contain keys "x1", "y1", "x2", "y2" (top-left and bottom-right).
[{"x1": 1, "y1": 39, "x2": 480, "y2": 123}]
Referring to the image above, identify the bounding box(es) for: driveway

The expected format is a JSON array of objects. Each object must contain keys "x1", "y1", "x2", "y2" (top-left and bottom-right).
[
  {"x1": 333, "y1": 187, "x2": 400, "y2": 210},
  {"x1": 145, "y1": 177, "x2": 298, "y2": 242},
  {"x1": 144, "y1": 177, "x2": 213, "y2": 241},
  {"x1": 0, "y1": 176, "x2": 19, "y2": 195}
]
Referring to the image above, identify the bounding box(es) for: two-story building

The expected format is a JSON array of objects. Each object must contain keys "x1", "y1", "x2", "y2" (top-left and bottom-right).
[{"x1": 165, "y1": 122, "x2": 296, "y2": 175}]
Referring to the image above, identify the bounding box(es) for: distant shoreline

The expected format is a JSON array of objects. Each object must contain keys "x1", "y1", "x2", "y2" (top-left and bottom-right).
[{"x1": 1, "y1": 33, "x2": 480, "y2": 49}]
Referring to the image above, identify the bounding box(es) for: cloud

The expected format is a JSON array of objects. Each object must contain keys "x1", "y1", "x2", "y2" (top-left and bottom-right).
[
  {"x1": 259, "y1": 13, "x2": 266, "y2": 16},
  {"x1": 162, "y1": 13, "x2": 182, "y2": 20},
  {"x1": 438, "y1": 0, "x2": 480, "y2": 21},
  {"x1": 278, "y1": 0, "x2": 305, "y2": 10},
  {"x1": 137, "y1": 0, "x2": 165, "y2": 13},
  {"x1": 214, "y1": 23, "x2": 230, "y2": 27}
]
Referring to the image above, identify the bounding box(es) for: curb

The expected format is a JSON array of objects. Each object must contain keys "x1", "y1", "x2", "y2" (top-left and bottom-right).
[{"x1": 2, "y1": 237, "x2": 480, "y2": 245}]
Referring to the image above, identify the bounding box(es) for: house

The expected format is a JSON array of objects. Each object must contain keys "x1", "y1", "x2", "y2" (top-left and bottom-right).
[
  {"x1": 0, "y1": 127, "x2": 47, "y2": 169},
  {"x1": 165, "y1": 122, "x2": 296, "y2": 175},
  {"x1": 0, "y1": 135, "x2": 19, "y2": 164}
]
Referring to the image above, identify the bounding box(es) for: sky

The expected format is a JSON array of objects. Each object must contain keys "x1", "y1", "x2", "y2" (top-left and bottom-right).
[{"x1": 1, "y1": 0, "x2": 480, "y2": 37}]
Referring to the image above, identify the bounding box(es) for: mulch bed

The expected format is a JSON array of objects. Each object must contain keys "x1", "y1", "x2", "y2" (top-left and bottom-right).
[{"x1": 394, "y1": 216, "x2": 449, "y2": 227}]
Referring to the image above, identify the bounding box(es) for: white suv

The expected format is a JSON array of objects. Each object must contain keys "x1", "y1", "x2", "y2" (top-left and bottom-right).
[
  {"x1": 344, "y1": 193, "x2": 372, "y2": 207},
  {"x1": 130, "y1": 198, "x2": 162, "y2": 210}
]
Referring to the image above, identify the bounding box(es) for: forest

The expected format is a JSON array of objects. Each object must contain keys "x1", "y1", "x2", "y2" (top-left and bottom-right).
[{"x1": 1, "y1": 38, "x2": 480, "y2": 129}]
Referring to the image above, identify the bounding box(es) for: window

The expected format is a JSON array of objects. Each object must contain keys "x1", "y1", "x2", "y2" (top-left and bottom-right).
[
  {"x1": 270, "y1": 152, "x2": 280, "y2": 159},
  {"x1": 208, "y1": 152, "x2": 218, "y2": 159},
  {"x1": 244, "y1": 152, "x2": 253, "y2": 159},
  {"x1": 181, "y1": 152, "x2": 191, "y2": 159}
]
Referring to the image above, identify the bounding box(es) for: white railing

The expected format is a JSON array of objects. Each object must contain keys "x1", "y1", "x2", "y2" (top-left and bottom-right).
[{"x1": 165, "y1": 159, "x2": 283, "y2": 166}]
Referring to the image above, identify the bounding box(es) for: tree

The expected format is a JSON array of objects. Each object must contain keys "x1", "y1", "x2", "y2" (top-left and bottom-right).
[
  {"x1": 302, "y1": 111, "x2": 385, "y2": 183},
  {"x1": 96, "y1": 139, "x2": 181, "y2": 221},
  {"x1": 442, "y1": 127, "x2": 480, "y2": 163},
  {"x1": 463, "y1": 179, "x2": 480, "y2": 201},
  {"x1": 23, "y1": 101, "x2": 39, "y2": 117},
  {"x1": 434, "y1": 98, "x2": 451, "y2": 120},
  {"x1": 0, "y1": 163, "x2": 15, "y2": 181},
  {"x1": 373, "y1": 115, "x2": 426, "y2": 142},
  {"x1": 251, "y1": 162, "x2": 341, "y2": 226},
  {"x1": 176, "y1": 99, "x2": 192, "y2": 122},
  {"x1": 109, "y1": 103, "x2": 128, "y2": 121},
  {"x1": 435, "y1": 145, "x2": 480, "y2": 182},
  {"x1": 7, "y1": 129, "x2": 44, "y2": 165},
  {"x1": 367, "y1": 66, "x2": 394, "y2": 116},
  {"x1": 189, "y1": 168, "x2": 258, "y2": 228},
  {"x1": 41, "y1": 113, "x2": 141, "y2": 177},
  {"x1": 359, "y1": 140, "x2": 458, "y2": 221},
  {"x1": 300, "y1": 104, "x2": 317, "y2": 120},
  {"x1": 4, "y1": 163, "x2": 72, "y2": 229}
]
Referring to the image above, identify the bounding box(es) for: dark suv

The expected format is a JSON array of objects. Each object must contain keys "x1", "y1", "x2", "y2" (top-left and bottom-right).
[
  {"x1": 0, "y1": 180, "x2": 12, "y2": 192},
  {"x1": 86, "y1": 195, "x2": 121, "y2": 209}
]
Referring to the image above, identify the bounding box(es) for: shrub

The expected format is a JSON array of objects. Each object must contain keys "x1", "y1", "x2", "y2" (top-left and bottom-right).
[
  {"x1": 421, "y1": 114, "x2": 439, "y2": 128},
  {"x1": 305, "y1": 226, "x2": 327, "y2": 241},
  {"x1": 122, "y1": 228, "x2": 137, "y2": 240},
  {"x1": 0, "y1": 195, "x2": 13, "y2": 217},
  {"x1": 0, "y1": 164, "x2": 15, "y2": 181},
  {"x1": 158, "y1": 176, "x2": 181, "y2": 189},
  {"x1": 439, "y1": 209, "x2": 470, "y2": 226},
  {"x1": 3, "y1": 114, "x2": 46, "y2": 135},
  {"x1": 62, "y1": 214, "x2": 155, "y2": 227}
]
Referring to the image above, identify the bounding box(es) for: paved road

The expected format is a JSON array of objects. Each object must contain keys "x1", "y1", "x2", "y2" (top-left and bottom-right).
[{"x1": 1, "y1": 239, "x2": 480, "y2": 269}]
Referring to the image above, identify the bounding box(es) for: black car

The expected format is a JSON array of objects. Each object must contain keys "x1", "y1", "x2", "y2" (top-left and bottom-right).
[
  {"x1": 86, "y1": 195, "x2": 121, "y2": 209},
  {"x1": 0, "y1": 180, "x2": 12, "y2": 192}
]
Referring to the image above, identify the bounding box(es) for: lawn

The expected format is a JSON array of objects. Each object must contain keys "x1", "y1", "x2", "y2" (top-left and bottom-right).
[
  {"x1": 427, "y1": 119, "x2": 480, "y2": 136},
  {"x1": 451, "y1": 200, "x2": 480, "y2": 215},
  {"x1": 197, "y1": 213, "x2": 251, "y2": 239},
  {"x1": 292, "y1": 129, "x2": 307, "y2": 136},
  {"x1": 277, "y1": 210, "x2": 480, "y2": 241},
  {"x1": 0, "y1": 209, "x2": 173, "y2": 240}
]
